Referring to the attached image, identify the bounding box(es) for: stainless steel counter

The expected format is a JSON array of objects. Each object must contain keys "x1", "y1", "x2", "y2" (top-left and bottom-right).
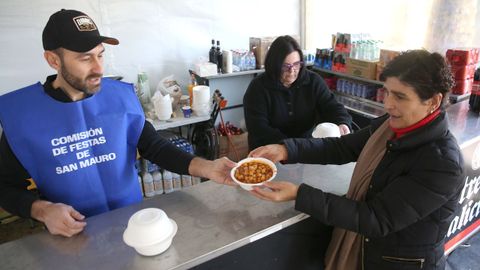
[
  {"x1": 445, "y1": 100, "x2": 480, "y2": 146},
  {"x1": 2, "y1": 100, "x2": 478, "y2": 270},
  {"x1": 0, "y1": 163, "x2": 354, "y2": 270}
]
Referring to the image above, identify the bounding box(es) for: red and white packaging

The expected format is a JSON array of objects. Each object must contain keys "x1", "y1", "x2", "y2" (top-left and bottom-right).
[
  {"x1": 451, "y1": 77, "x2": 474, "y2": 95},
  {"x1": 450, "y1": 64, "x2": 477, "y2": 80},
  {"x1": 446, "y1": 48, "x2": 480, "y2": 66}
]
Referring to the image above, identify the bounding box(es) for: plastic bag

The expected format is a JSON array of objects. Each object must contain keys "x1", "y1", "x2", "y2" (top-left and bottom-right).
[{"x1": 156, "y1": 75, "x2": 182, "y2": 111}]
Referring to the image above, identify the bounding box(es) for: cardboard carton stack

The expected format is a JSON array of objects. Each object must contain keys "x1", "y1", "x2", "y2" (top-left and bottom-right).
[
  {"x1": 249, "y1": 37, "x2": 276, "y2": 69},
  {"x1": 332, "y1": 33, "x2": 350, "y2": 73},
  {"x1": 446, "y1": 48, "x2": 480, "y2": 95},
  {"x1": 376, "y1": 49, "x2": 401, "y2": 81}
]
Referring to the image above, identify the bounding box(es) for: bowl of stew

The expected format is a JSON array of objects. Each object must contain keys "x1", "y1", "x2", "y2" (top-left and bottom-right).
[{"x1": 231, "y1": 157, "x2": 277, "y2": 190}]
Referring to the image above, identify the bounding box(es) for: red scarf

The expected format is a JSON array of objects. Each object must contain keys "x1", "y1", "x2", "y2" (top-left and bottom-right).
[{"x1": 390, "y1": 109, "x2": 440, "y2": 139}]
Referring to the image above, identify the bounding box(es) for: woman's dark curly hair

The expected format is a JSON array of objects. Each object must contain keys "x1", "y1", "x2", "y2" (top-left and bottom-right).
[
  {"x1": 380, "y1": 50, "x2": 455, "y2": 104},
  {"x1": 264, "y1": 35, "x2": 304, "y2": 82}
]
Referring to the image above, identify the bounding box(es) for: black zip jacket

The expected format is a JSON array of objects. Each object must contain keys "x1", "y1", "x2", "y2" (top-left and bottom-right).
[
  {"x1": 0, "y1": 75, "x2": 195, "y2": 218},
  {"x1": 283, "y1": 112, "x2": 464, "y2": 270},
  {"x1": 243, "y1": 70, "x2": 352, "y2": 150}
]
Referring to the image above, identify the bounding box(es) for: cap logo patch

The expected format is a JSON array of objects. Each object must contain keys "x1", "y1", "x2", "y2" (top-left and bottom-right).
[{"x1": 73, "y1": 16, "x2": 97, "y2": 32}]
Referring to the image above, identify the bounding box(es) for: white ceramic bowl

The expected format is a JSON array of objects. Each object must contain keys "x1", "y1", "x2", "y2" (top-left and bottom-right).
[
  {"x1": 123, "y1": 208, "x2": 178, "y2": 256},
  {"x1": 312, "y1": 122, "x2": 341, "y2": 138},
  {"x1": 231, "y1": 157, "x2": 277, "y2": 191}
]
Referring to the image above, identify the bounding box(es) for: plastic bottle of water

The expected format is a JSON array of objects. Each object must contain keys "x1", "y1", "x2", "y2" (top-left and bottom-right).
[
  {"x1": 181, "y1": 175, "x2": 193, "y2": 188},
  {"x1": 171, "y1": 172, "x2": 181, "y2": 191},
  {"x1": 250, "y1": 51, "x2": 256, "y2": 70},
  {"x1": 192, "y1": 176, "x2": 202, "y2": 185},
  {"x1": 350, "y1": 41, "x2": 357, "y2": 59},
  {"x1": 142, "y1": 171, "x2": 155, "y2": 197},
  {"x1": 138, "y1": 175, "x2": 144, "y2": 197},
  {"x1": 152, "y1": 170, "x2": 163, "y2": 195},
  {"x1": 163, "y1": 170, "x2": 174, "y2": 194}
]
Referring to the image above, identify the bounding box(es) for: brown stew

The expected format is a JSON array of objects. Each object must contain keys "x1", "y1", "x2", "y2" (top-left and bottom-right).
[{"x1": 234, "y1": 161, "x2": 274, "y2": 184}]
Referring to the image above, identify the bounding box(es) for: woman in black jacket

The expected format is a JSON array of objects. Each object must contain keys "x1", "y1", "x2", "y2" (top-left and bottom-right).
[
  {"x1": 249, "y1": 50, "x2": 464, "y2": 270},
  {"x1": 243, "y1": 35, "x2": 352, "y2": 150}
]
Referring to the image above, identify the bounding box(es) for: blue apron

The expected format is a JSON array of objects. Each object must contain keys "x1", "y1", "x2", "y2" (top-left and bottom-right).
[{"x1": 0, "y1": 78, "x2": 145, "y2": 217}]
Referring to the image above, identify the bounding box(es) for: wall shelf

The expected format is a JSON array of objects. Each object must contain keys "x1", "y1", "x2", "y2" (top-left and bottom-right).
[{"x1": 312, "y1": 66, "x2": 384, "y2": 86}]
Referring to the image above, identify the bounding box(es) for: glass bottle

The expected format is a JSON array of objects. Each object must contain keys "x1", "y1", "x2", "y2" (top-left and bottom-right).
[
  {"x1": 209, "y1": 39, "x2": 217, "y2": 64},
  {"x1": 216, "y1": 40, "x2": 223, "y2": 73}
]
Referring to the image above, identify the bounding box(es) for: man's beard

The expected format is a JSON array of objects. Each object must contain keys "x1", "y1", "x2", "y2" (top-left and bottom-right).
[{"x1": 60, "y1": 64, "x2": 102, "y2": 95}]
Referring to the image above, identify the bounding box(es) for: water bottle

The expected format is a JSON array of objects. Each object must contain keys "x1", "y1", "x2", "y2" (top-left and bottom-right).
[
  {"x1": 138, "y1": 175, "x2": 144, "y2": 197},
  {"x1": 250, "y1": 51, "x2": 256, "y2": 70},
  {"x1": 163, "y1": 170, "x2": 174, "y2": 194},
  {"x1": 181, "y1": 175, "x2": 193, "y2": 187},
  {"x1": 350, "y1": 41, "x2": 357, "y2": 59},
  {"x1": 171, "y1": 172, "x2": 181, "y2": 191},
  {"x1": 141, "y1": 171, "x2": 155, "y2": 197},
  {"x1": 152, "y1": 170, "x2": 163, "y2": 195},
  {"x1": 192, "y1": 176, "x2": 202, "y2": 185}
]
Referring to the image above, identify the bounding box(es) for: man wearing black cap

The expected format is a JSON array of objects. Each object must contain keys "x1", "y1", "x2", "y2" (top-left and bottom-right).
[{"x1": 0, "y1": 9, "x2": 235, "y2": 237}]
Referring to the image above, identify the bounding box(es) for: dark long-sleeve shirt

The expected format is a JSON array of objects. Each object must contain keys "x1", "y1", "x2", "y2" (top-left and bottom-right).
[
  {"x1": 0, "y1": 75, "x2": 195, "y2": 218},
  {"x1": 243, "y1": 70, "x2": 352, "y2": 150}
]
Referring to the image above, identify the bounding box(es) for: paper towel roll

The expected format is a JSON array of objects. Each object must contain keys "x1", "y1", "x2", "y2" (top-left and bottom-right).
[
  {"x1": 192, "y1": 85, "x2": 210, "y2": 106},
  {"x1": 223, "y1": 50, "x2": 233, "y2": 74}
]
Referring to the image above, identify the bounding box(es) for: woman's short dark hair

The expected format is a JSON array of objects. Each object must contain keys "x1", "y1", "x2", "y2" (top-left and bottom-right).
[
  {"x1": 264, "y1": 35, "x2": 304, "y2": 82},
  {"x1": 380, "y1": 49, "x2": 455, "y2": 103}
]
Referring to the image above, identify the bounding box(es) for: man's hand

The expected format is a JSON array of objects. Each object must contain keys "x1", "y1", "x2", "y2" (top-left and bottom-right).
[
  {"x1": 31, "y1": 200, "x2": 86, "y2": 237},
  {"x1": 189, "y1": 157, "x2": 237, "y2": 186},
  {"x1": 339, "y1": 124, "x2": 350, "y2": 135}
]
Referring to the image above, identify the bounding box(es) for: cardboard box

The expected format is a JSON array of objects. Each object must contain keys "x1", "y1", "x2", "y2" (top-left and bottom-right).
[
  {"x1": 218, "y1": 132, "x2": 249, "y2": 162},
  {"x1": 249, "y1": 37, "x2": 276, "y2": 69},
  {"x1": 446, "y1": 48, "x2": 480, "y2": 66},
  {"x1": 450, "y1": 64, "x2": 477, "y2": 80},
  {"x1": 451, "y1": 78, "x2": 473, "y2": 95},
  {"x1": 376, "y1": 63, "x2": 385, "y2": 81},
  {"x1": 194, "y1": 62, "x2": 217, "y2": 77},
  {"x1": 346, "y1": 58, "x2": 378, "y2": 80},
  {"x1": 379, "y1": 49, "x2": 401, "y2": 66}
]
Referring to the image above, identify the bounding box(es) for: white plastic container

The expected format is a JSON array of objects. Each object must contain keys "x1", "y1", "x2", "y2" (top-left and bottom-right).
[
  {"x1": 123, "y1": 208, "x2": 177, "y2": 256},
  {"x1": 312, "y1": 122, "x2": 341, "y2": 138}
]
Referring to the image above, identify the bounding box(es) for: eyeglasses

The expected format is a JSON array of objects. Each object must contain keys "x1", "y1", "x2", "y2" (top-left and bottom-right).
[{"x1": 281, "y1": 61, "x2": 303, "y2": 72}]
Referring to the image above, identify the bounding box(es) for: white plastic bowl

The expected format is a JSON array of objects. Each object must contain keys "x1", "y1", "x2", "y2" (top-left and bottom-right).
[
  {"x1": 231, "y1": 157, "x2": 277, "y2": 191},
  {"x1": 312, "y1": 122, "x2": 341, "y2": 138},
  {"x1": 123, "y1": 208, "x2": 178, "y2": 256}
]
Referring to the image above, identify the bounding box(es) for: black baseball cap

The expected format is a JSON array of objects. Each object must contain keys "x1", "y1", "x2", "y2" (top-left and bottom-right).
[{"x1": 42, "y1": 9, "x2": 119, "y2": 52}]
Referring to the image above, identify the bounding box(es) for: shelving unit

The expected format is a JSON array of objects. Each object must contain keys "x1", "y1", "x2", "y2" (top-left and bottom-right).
[
  {"x1": 311, "y1": 66, "x2": 386, "y2": 129},
  {"x1": 193, "y1": 69, "x2": 265, "y2": 128},
  {"x1": 311, "y1": 66, "x2": 383, "y2": 86},
  {"x1": 312, "y1": 66, "x2": 470, "y2": 104},
  {"x1": 147, "y1": 112, "x2": 210, "y2": 130}
]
